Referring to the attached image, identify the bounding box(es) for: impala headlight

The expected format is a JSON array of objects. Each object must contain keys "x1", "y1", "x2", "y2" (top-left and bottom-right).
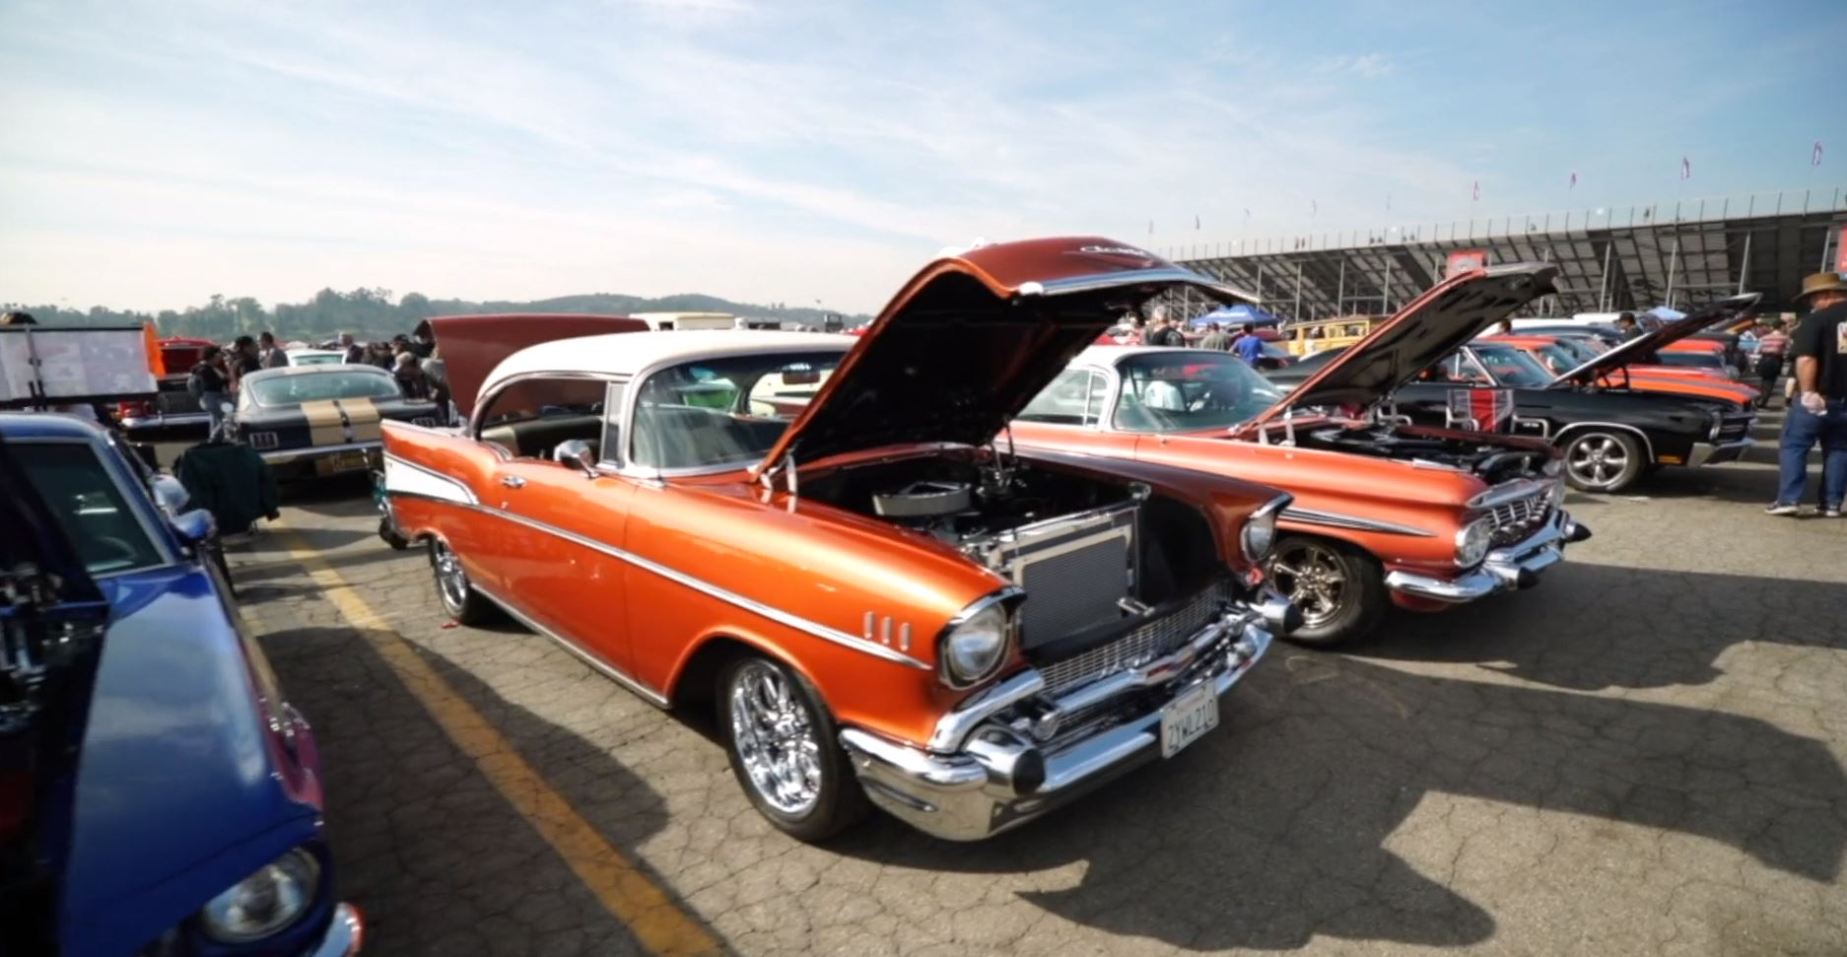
[
  {"x1": 1455, "y1": 518, "x2": 1493, "y2": 568},
  {"x1": 1240, "y1": 498, "x2": 1287, "y2": 562},
  {"x1": 939, "y1": 596, "x2": 1012, "y2": 688},
  {"x1": 199, "y1": 847, "x2": 320, "y2": 942}
]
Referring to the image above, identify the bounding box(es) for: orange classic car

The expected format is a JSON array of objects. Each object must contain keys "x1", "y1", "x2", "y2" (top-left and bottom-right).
[
  {"x1": 379, "y1": 237, "x2": 1296, "y2": 841},
  {"x1": 1010, "y1": 263, "x2": 1591, "y2": 645}
]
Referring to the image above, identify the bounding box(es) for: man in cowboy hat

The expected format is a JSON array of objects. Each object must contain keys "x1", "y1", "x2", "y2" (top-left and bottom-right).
[{"x1": 1767, "y1": 271, "x2": 1847, "y2": 516}]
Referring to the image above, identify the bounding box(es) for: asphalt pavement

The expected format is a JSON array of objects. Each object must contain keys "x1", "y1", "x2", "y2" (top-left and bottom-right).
[{"x1": 222, "y1": 415, "x2": 1847, "y2": 956}]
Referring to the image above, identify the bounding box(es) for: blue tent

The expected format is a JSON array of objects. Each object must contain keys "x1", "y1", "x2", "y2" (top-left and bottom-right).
[{"x1": 1188, "y1": 304, "x2": 1280, "y2": 329}]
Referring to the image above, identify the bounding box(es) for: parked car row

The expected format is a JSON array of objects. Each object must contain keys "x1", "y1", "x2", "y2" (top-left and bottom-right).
[{"x1": 371, "y1": 237, "x2": 1765, "y2": 844}]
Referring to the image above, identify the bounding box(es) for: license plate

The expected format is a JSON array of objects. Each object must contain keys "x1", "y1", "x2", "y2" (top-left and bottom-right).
[
  {"x1": 317, "y1": 450, "x2": 370, "y2": 474},
  {"x1": 1159, "y1": 683, "x2": 1219, "y2": 759}
]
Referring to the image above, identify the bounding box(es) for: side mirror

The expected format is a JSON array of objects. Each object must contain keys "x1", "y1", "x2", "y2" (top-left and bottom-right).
[
  {"x1": 150, "y1": 475, "x2": 190, "y2": 516},
  {"x1": 170, "y1": 508, "x2": 216, "y2": 545},
  {"x1": 553, "y1": 439, "x2": 598, "y2": 478}
]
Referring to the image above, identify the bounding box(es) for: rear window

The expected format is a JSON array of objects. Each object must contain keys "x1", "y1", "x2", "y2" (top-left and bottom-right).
[{"x1": 248, "y1": 370, "x2": 402, "y2": 406}]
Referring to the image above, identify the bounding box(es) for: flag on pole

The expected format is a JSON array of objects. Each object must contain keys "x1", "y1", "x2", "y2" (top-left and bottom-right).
[
  {"x1": 1311, "y1": 199, "x2": 1318, "y2": 216},
  {"x1": 1386, "y1": 192, "x2": 1392, "y2": 210},
  {"x1": 1194, "y1": 214, "x2": 1201, "y2": 230},
  {"x1": 1680, "y1": 156, "x2": 1691, "y2": 180},
  {"x1": 1147, "y1": 219, "x2": 1153, "y2": 235},
  {"x1": 1471, "y1": 180, "x2": 1480, "y2": 201},
  {"x1": 1569, "y1": 171, "x2": 1578, "y2": 189},
  {"x1": 1814, "y1": 141, "x2": 1825, "y2": 166},
  {"x1": 1243, "y1": 208, "x2": 1251, "y2": 221}
]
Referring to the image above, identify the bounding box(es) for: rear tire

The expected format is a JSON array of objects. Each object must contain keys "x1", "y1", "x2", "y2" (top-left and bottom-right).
[
  {"x1": 1560, "y1": 429, "x2": 1644, "y2": 492},
  {"x1": 1265, "y1": 536, "x2": 1386, "y2": 646},
  {"x1": 717, "y1": 655, "x2": 868, "y2": 842},
  {"x1": 429, "y1": 538, "x2": 495, "y2": 625}
]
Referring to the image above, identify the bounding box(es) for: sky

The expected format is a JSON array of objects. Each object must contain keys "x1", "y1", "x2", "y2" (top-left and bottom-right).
[{"x1": 1, "y1": 0, "x2": 1841, "y2": 315}]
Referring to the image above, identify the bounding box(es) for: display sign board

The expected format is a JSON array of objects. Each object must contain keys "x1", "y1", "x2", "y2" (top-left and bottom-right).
[
  {"x1": 1446, "y1": 387, "x2": 1514, "y2": 432},
  {"x1": 1446, "y1": 249, "x2": 1489, "y2": 277},
  {"x1": 1836, "y1": 230, "x2": 1847, "y2": 274},
  {"x1": 0, "y1": 326, "x2": 159, "y2": 407}
]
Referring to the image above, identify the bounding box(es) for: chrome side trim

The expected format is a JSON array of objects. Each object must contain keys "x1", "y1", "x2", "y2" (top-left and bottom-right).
[
  {"x1": 384, "y1": 452, "x2": 479, "y2": 505},
  {"x1": 257, "y1": 441, "x2": 381, "y2": 465},
  {"x1": 928, "y1": 668, "x2": 1047, "y2": 753},
  {"x1": 482, "y1": 506, "x2": 933, "y2": 671},
  {"x1": 474, "y1": 581, "x2": 671, "y2": 707},
  {"x1": 1281, "y1": 507, "x2": 1436, "y2": 538}
]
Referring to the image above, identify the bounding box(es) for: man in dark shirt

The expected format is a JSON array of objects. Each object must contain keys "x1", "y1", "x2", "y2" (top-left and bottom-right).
[
  {"x1": 229, "y1": 335, "x2": 262, "y2": 390},
  {"x1": 258, "y1": 331, "x2": 289, "y2": 369},
  {"x1": 191, "y1": 346, "x2": 232, "y2": 441},
  {"x1": 1614, "y1": 312, "x2": 1641, "y2": 341},
  {"x1": 1768, "y1": 272, "x2": 1847, "y2": 516}
]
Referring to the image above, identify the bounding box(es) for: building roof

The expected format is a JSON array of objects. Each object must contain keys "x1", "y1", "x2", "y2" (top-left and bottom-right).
[{"x1": 483, "y1": 330, "x2": 858, "y2": 390}]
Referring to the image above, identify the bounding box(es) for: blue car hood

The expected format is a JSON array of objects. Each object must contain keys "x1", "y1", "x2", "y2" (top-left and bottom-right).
[{"x1": 61, "y1": 564, "x2": 321, "y2": 955}]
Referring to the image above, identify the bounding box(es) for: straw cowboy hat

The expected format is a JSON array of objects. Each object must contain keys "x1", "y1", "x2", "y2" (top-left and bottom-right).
[{"x1": 1794, "y1": 271, "x2": 1847, "y2": 305}]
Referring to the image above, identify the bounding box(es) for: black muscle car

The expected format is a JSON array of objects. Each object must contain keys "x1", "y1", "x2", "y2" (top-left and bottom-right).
[
  {"x1": 1268, "y1": 332, "x2": 1753, "y2": 494},
  {"x1": 230, "y1": 365, "x2": 438, "y2": 480}
]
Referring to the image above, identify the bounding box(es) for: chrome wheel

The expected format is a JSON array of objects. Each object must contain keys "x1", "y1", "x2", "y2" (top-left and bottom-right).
[
  {"x1": 1269, "y1": 541, "x2": 1348, "y2": 629},
  {"x1": 727, "y1": 660, "x2": 822, "y2": 817},
  {"x1": 432, "y1": 540, "x2": 469, "y2": 612},
  {"x1": 1566, "y1": 433, "x2": 1630, "y2": 490}
]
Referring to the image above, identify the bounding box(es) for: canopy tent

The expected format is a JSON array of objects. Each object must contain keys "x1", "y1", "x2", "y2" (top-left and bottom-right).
[
  {"x1": 1188, "y1": 304, "x2": 1280, "y2": 329},
  {"x1": 1644, "y1": 305, "x2": 1687, "y2": 321}
]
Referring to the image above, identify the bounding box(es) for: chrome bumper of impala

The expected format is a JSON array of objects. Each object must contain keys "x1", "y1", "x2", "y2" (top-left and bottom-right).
[
  {"x1": 838, "y1": 609, "x2": 1273, "y2": 842},
  {"x1": 1383, "y1": 511, "x2": 1590, "y2": 604}
]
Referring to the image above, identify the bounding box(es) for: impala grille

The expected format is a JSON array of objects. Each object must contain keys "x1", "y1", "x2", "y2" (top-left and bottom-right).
[
  {"x1": 1484, "y1": 488, "x2": 1553, "y2": 546},
  {"x1": 1036, "y1": 583, "x2": 1229, "y2": 697},
  {"x1": 1715, "y1": 411, "x2": 1754, "y2": 444}
]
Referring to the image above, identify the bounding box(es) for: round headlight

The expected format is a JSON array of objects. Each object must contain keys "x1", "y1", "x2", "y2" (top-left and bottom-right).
[
  {"x1": 200, "y1": 848, "x2": 320, "y2": 943},
  {"x1": 1240, "y1": 507, "x2": 1280, "y2": 562},
  {"x1": 1455, "y1": 518, "x2": 1493, "y2": 568},
  {"x1": 939, "y1": 598, "x2": 1010, "y2": 688}
]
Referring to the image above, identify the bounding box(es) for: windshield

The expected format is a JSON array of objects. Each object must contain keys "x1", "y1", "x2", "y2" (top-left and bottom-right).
[
  {"x1": 291, "y1": 352, "x2": 344, "y2": 366},
  {"x1": 14, "y1": 442, "x2": 164, "y2": 575},
  {"x1": 1552, "y1": 337, "x2": 1607, "y2": 363},
  {"x1": 1473, "y1": 345, "x2": 1554, "y2": 388},
  {"x1": 1658, "y1": 351, "x2": 1722, "y2": 368},
  {"x1": 1110, "y1": 351, "x2": 1287, "y2": 432},
  {"x1": 248, "y1": 370, "x2": 403, "y2": 405},
  {"x1": 630, "y1": 352, "x2": 843, "y2": 470},
  {"x1": 1530, "y1": 344, "x2": 1579, "y2": 376}
]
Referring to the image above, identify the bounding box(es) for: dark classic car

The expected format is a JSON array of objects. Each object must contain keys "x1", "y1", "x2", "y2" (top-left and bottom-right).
[
  {"x1": 0, "y1": 413, "x2": 360, "y2": 956},
  {"x1": 1268, "y1": 298, "x2": 1759, "y2": 493},
  {"x1": 232, "y1": 364, "x2": 438, "y2": 481}
]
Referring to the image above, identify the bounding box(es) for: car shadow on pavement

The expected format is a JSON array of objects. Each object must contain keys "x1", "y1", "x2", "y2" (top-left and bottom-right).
[
  {"x1": 256, "y1": 624, "x2": 719, "y2": 956},
  {"x1": 830, "y1": 647, "x2": 1844, "y2": 952},
  {"x1": 1365, "y1": 563, "x2": 1847, "y2": 692}
]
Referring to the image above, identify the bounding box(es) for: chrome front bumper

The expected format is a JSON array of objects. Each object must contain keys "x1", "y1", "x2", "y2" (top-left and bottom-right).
[
  {"x1": 304, "y1": 902, "x2": 364, "y2": 956},
  {"x1": 257, "y1": 441, "x2": 383, "y2": 466},
  {"x1": 1382, "y1": 510, "x2": 1590, "y2": 604},
  {"x1": 838, "y1": 608, "x2": 1273, "y2": 842},
  {"x1": 1687, "y1": 438, "x2": 1752, "y2": 468}
]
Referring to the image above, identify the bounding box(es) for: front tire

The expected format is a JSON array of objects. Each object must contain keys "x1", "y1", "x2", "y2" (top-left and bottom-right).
[
  {"x1": 717, "y1": 655, "x2": 868, "y2": 842},
  {"x1": 1265, "y1": 536, "x2": 1386, "y2": 646},
  {"x1": 429, "y1": 538, "x2": 495, "y2": 625},
  {"x1": 1560, "y1": 429, "x2": 1644, "y2": 492}
]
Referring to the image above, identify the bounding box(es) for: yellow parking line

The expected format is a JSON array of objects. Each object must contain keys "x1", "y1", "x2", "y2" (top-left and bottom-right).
[{"x1": 273, "y1": 527, "x2": 723, "y2": 957}]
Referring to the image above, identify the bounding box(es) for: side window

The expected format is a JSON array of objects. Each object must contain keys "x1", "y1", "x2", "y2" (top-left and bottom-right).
[
  {"x1": 1082, "y1": 371, "x2": 1109, "y2": 426},
  {"x1": 475, "y1": 377, "x2": 608, "y2": 462}
]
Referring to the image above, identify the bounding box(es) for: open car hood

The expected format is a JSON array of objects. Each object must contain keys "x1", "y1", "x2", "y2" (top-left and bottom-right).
[
  {"x1": 756, "y1": 237, "x2": 1256, "y2": 471},
  {"x1": 1237, "y1": 263, "x2": 1558, "y2": 433},
  {"x1": 1548, "y1": 292, "x2": 1762, "y2": 389},
  {"x1": 426, "y1": 313, "x2": 650, "y2": 419}
]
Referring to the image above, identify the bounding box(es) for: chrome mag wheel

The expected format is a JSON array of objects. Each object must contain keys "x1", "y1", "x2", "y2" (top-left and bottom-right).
[
  {"x1": 432, "y1": 540, "x2": 470, "y2": 612},
  {"x1": 1565, "y1": 433, "x2": 1631, "y2": 490},
  {"x1": 727, "y1": 659, "x2": 823, "y2": 817},
  {"x1": 1270, "y1": 540, "x2": 1348, "y2": 629}
]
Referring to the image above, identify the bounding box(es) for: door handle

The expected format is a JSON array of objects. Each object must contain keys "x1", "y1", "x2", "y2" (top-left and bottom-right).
[{"x1": 500, "y1": 475, "x2": 527, "y2": 489}]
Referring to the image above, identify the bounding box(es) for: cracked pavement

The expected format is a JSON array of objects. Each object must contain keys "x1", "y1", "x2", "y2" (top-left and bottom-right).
[{"x1": 223, "y1": 428, "x2": 1847, "y2": 956}]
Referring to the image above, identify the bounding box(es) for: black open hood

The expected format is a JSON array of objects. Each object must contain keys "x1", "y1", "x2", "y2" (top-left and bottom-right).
[
  {"x1": 1239, "y1": 263, "x2": 1558, "y2": 432},
  {"x1": 758, "y1": 237, "x2": 1255, "y2": 469},
  {"x1": 1548, "y1": 293, "x2": 1762, "y2": 388}
]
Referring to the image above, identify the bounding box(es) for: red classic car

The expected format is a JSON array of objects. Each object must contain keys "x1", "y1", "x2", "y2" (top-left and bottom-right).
[
  {"x1": 379, "y1": 238, "x2": 1294, "y2": 841},
  {"x1": 1010, "y1": 263, "x2": 1590, "y2": 645}
]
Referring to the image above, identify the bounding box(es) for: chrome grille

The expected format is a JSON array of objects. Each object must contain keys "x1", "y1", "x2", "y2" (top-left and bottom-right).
[
  {"x1": 1716, "y1": 411, "x2": 1754, "y2": 443},
  {"x1": 1036, "y1": 583, "x2": 1228, "y2": 696},
  {"x1": 1485, "y1": 488, "x2": 1553, "y2": 546}
]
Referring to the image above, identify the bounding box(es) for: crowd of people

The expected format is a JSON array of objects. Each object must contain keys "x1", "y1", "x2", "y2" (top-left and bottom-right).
[
  {"x1": 1113, "y1": 307, "x2": 1271, "y2": 365},
  {"x1": 180, "y1": 328, "x2": 449, "y2": 440}
]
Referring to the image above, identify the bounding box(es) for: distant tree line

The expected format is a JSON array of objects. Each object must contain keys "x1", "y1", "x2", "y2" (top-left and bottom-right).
[{"x1": 3, "y1": 288, "x2": 865, "y2": 341}]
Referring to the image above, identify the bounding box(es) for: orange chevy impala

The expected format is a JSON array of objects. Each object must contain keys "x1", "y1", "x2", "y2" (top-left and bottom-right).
[
  {"x1": 1010, "y1": 263, "x2": 1591, "y2": 645},
  {"x1": 379, "y1": 238, "x2": 1295, "y2": 841}
]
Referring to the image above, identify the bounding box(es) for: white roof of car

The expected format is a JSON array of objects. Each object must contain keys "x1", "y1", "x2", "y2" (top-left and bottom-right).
[
  {"x1": 484, "y1": 330, "x2": 858, "y2": 391},
  {"x1": 1072, "y1": 345, "x2": 1225, "y2": 368}
]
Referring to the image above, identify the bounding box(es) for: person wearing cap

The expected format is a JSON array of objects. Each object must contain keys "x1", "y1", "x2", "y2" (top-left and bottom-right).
[{"x1": 1767, "y1": 271, "x2": 1847, "y2": 517}]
